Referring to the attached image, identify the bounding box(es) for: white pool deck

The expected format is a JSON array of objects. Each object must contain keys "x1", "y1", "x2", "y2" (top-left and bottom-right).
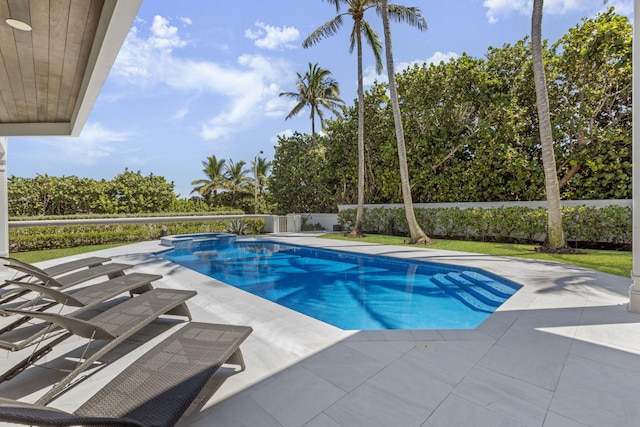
[{"x1": 1, "y1": 233, "x2": 640, "y2": 426}]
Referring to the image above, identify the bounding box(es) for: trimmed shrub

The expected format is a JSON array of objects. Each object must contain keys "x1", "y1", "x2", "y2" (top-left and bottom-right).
[
  {"x1": 337, "y1": 205, "x2": 630, "y2": 247},
  {"x1": 8, "y1": 218, "x2": 264, "y2": 253}
]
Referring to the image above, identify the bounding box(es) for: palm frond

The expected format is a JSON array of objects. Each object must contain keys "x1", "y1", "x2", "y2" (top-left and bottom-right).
[
  {"x1": 324, "y1": 0, "x2": 342, "y2": 13},
  {"x1": 385, "y1": 4, "x2": 427, "y2": 31},
  {"x1": 362, "y1": 21, "x2": 383, "y2": 73},
  {"x1": 303, "y1": 15, "x2": 345, "y2": 48},
  {"x1": 285, "y1": 102, "x2": 307, "y2": 120},
  {"x1": 279, "y1": 91, "x2": 301, "y2": 100}
]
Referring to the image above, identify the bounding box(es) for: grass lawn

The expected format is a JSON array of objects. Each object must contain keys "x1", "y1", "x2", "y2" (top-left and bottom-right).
[
  {"x1": 8, "y1": 244, "x2": 128, "y2": 264},
  {"x1": 7, "y1": 237, "x2": 632, "y2": 279},
  {"x1": 320, "y1": 234, "x2": 632, "y2": 278}
]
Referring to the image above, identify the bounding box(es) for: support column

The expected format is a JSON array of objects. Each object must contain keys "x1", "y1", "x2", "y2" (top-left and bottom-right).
[
  {"x1": 0, "y1": 137, "x2": 8, "y2": 258},
  {"x1": 629, "y1": 0, "x2": 640, "y2": 312}
]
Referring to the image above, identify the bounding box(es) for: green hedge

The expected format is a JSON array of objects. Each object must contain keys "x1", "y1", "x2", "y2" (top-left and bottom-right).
[
  {"x1": 337, "y1": 206, "x2": 631, "y2": 247},
  {"x1": 8, "y1": 218, "x2": 266, "y2": 252}
]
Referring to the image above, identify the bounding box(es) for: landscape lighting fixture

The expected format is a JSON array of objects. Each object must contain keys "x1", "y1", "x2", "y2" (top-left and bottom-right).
[{"x1": 5, "y1": 18, "x2": 32, "y2": 31}]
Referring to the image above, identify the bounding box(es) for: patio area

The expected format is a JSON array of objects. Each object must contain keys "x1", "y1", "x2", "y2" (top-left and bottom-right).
[{"x1": 1, "y1": 233, "x2": 639, "y2": 426}]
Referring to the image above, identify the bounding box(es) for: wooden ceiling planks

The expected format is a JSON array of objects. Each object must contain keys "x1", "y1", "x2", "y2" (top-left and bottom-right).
[
  {"x1": 0, "y1": 0, "x2": 140, "y2": 136},
  {"x1": 0, "y1": 0, "x2": 104, "y2": 124},
  {"x1": 10, "y1": 0, "x2": 36, "y2": 122},
  {"x1": 30, "y1": 0, "x2": 50, "y2": 121},
  {"x1": 0, "y1": 0, "x2": 21, "y2": 122},
  {"x1": 65, "y1": 0, "x2": 103, "y2": 122}
]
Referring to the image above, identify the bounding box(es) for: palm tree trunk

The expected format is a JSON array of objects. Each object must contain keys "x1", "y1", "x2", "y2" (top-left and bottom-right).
[
  {"x1": 380, "y1": 0, "x2": 430, "y2": 244},
  {"x1": 349, "y1": 21, "x2": 365, "y2": 238},
  {"x1": 311, "y1": 106, "x2": 317, "y2": 146},
  {"x1": 532, "y1": 0, "x2": 566, "y2": 250}
]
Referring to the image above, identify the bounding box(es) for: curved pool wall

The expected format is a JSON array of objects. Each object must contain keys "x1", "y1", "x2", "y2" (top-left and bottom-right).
[{"x1": 160, "y1": 233, "x2": 237, "y2": 252}]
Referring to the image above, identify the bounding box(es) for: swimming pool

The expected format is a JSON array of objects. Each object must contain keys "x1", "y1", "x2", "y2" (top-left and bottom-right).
[{"x1": 162, "y1": 240, "x2": 521, "y2": 330}]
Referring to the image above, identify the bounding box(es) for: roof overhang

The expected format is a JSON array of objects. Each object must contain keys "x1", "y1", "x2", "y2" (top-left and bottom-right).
[{"x1": 0, "y1": 0, "x2": 142, "y2": 137}]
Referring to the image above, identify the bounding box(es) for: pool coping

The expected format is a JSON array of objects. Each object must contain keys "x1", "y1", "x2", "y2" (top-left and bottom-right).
[{"x1": 163, "y1": 237, "x2": 522, "y2": 330}]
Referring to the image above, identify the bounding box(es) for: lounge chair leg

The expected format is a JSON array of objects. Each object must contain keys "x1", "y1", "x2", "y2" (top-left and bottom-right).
[
  {"x1": 0, "y1": 301, "x2": 57, "y2": 334},
  {"x1": 226, "y1": 348, "x2": 246, "y2": 371},
  {"x1": 0, "y1": 332, "x2": 72, "y2": 382},
  {"x1": 166, "y1": 302, "x2": 192, "y2": 320}
]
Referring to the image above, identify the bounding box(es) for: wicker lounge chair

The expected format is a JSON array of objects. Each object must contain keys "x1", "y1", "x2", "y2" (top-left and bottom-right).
[
  {"x1": 0, "y1": 288, "x2": 196, "y2": 405},
  {"x1": 0, "y1": 322, "x2": 252, "y2": 426},
  {"x1": 0, "y1": 256, "x2": 111, "y2": 285},
  {"x1": 0, "y1": 262, "x2": 133, "y2": 305},
  {"x1": 0, "y1": 272, "x2": 162, "y2": 350}
]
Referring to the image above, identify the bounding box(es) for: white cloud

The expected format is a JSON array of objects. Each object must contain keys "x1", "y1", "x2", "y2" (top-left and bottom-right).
[
  {"x1": 362, "y1": 66, "x2": 384, "y2": 86},
  {"x1": 245, "y1": 21, "x2": 300, "y2": 50},
  {"x1": 149, "y1": 15, "x2": 187, "y2": 50},
  {"x1": 483, "y1": 0, "x2": 633, "y2": 23},
  {"x1": 40, "y1": 123, "x2": 132, "y2": 166},
  {"x1": 603, "y1": 0, "x2": 633, "y2": 16},
  {"x1": 483, "y1": 0, "x2": 530, "y2": 23},
  {"x1": 362, "y1": 51, "x2": 460, "y2": 87},
  {"x1": 272, "y1": 129, "x2": 294, "y2": 144},
  {"x1": 399, "y1": 51, "x2": 460, "y2": 70},
  {"x1": 113, "y1": 16, "x2": 295, "y2": 143},
  {"x1": 264, "y1": 96, "x2": 292, "y2": 118},
  {"x1": 172, "y1": 105, "x2": 189, "y2": 120}
]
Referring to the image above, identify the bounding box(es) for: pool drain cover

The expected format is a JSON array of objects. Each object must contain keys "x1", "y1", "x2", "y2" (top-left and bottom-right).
[{"x1": 416, "y1": 342, "x2": 436, "y2": 352}]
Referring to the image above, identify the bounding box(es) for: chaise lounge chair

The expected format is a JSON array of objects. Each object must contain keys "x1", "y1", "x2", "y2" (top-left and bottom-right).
[
  {"x1": 0, "y1": 322, "x2": 253, "y2": 426},
  {"x1": 0, "y1": 272, "x2": 162, "y2": 350},
  {"x1": 1, "y1": 288, "x2": 196, "y2": 404},
  {"x1": 0, "y1": 256, "x2": 111, "y2": 285},
  {"x1": 0, "y1": 262, "x2": 133, "y2": 305}
]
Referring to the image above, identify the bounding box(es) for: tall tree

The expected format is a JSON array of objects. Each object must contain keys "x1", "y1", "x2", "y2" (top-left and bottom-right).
[
  {"x1": 304, "y1": 0, "x2": 384, "y2": 238},
  {"x1": 279, "y1": 62, "x2": 344, "y2": 145},
  {"x1": 379, "y1": 0, "x2": 430, "y2": 244},
  {"x1": 224, "y1": 160, "x2": 252, "y2": 208},
  {"x1": 531, "y1": 0, "x2": 566, "y2": 250},
  {"x1": 552, "y1": 8, "x2": 631, "y2": 196},
  {"x1": 190, "y1": 155, "x2": 227, "y2": 204},
  {"x1": 269, "y1": 132, "x2": 337, "y2": 214},
  {"x1": 252, "y1": 155, "x2": 272, "y2": 213}
]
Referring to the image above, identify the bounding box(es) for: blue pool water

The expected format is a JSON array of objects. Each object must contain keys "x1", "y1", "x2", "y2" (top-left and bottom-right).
[{"x1": 162, "y1": 241, "x2": 521, "y2": 330}]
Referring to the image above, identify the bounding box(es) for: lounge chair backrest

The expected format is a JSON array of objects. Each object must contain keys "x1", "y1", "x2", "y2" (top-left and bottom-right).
[
  {"x1": 36, "y1": 288, "x2": 197, "y2": 404},
  {"x1": 0, "y1": 322, "x2": 253, "y2": 427},
  {"x1": 6, "y1": 310, "x2": 118, "y2": 340},
  {"x1": 0, "y1": 256, "x2": 110, "y2": 277},
  {"x1": 0, "y1": 288, "x2": 195, "y2": 403},
  {"x1": 5, "y1": 262, "x2": 132, "y2": 289},
  {"x1": 0, "y1": 273, "x2": 161, "y2": 352},
  {"x1": 8, "y1": 272, "x2": 161, "y2": 308},
  {"x1": 76, "y1": 322, "x2": 253, "y2": 426}
]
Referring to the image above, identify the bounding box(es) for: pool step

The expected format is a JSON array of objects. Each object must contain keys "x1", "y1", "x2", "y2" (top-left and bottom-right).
[
  {"x1": 445, "y1": 273, "x2": 505, "y2": 307},
  {"x1": 460, "y1": 271, "x2": 521, "y2": 298},
  {"x1": 430, "y1": 274, "x2": 494, "y2": 313}
]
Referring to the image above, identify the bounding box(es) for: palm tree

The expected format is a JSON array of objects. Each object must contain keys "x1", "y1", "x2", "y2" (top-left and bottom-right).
[
  {"x1": 190, "y1": 155, "x2": 227, "y2": 205},
  {"x1": 531, "y1": 0, "x2": 567, "y2": 250},
  {"x1": 304, "y1": 0, "x2": 384, "y2": 238},
  {"x1": 379, "y1": 0, "x2": 430, "y2": 244},
  {"x1": 279, "y1": 62, "x2": 344, "y2": 145},
  {"x1": 252, "y1": 154, "x2": 271, "y2": 213},
  {"x1": 224, "y1": 160, "x2": 252, "y2": 208}
]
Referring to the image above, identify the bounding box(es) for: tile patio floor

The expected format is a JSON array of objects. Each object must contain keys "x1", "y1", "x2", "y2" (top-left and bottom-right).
[{"x1": 1, "y1": 233, "x2": 639, "y2": 426}]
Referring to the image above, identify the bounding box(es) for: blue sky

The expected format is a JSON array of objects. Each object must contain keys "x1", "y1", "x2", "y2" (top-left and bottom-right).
[{"x1": 7, "y1": 0, "x2": 633, "y2": 198}]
